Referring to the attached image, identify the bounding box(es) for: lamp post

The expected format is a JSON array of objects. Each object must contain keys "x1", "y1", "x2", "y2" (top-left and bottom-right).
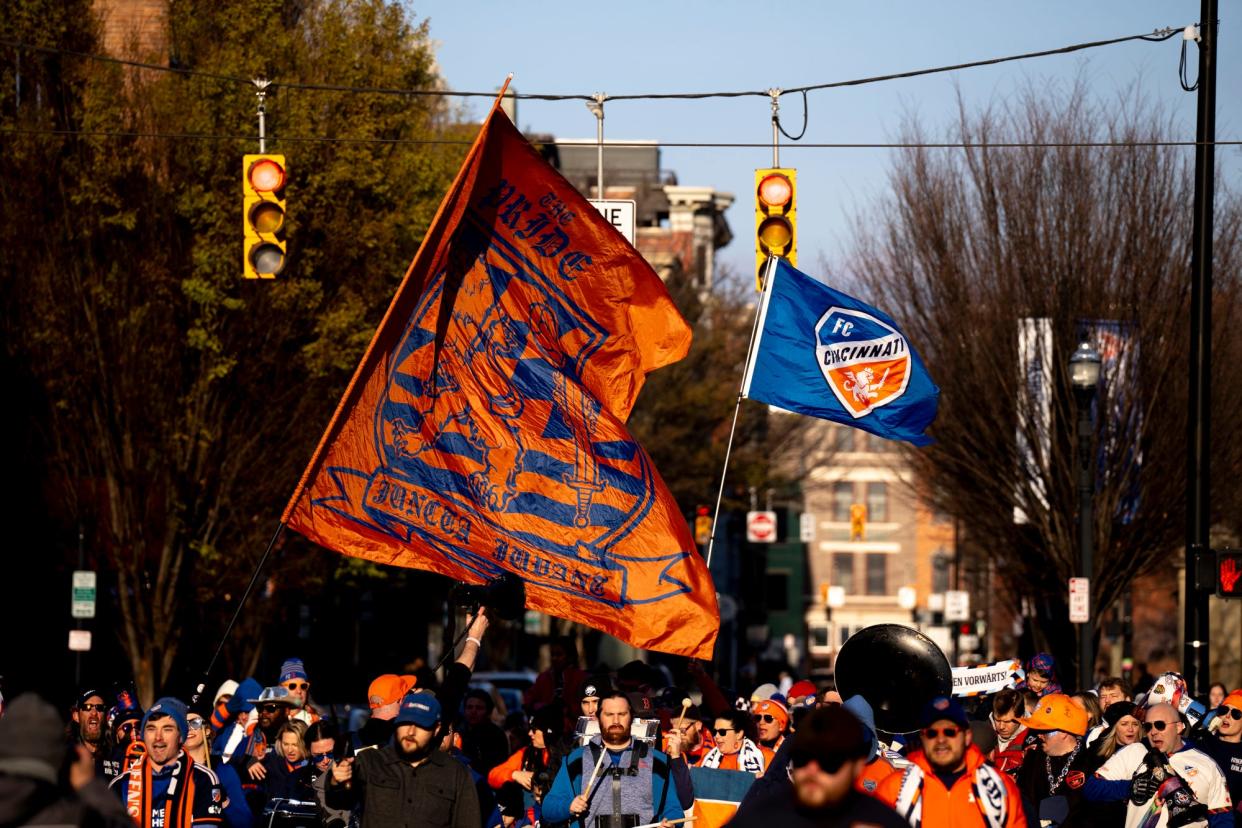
[{"x1": 1070, "y1": 341, "x2": 1102, "y2": 692}]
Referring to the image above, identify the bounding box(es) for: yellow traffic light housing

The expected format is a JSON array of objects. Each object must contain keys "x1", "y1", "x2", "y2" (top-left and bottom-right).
[
  {"x1": 243, "y1": 154, "x2": 287, "y2": 279},
  {"x1": 754, "y1": 167, "x2": 796, "y2": 289}
]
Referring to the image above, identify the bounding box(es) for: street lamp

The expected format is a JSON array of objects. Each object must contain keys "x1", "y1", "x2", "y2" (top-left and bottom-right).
[{"x1": 1070, "y1": 341, "x2": 1101, "y2": 692}]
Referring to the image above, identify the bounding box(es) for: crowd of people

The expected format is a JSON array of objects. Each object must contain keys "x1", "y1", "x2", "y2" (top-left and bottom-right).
[{"x1": 1, "y1": 612, "x2": 1240, "y2": 828}]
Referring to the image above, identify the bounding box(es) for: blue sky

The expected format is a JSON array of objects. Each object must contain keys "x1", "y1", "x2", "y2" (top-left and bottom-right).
[{"x1": 423, "y1": 2, "x2": 1239, "y2": 282}]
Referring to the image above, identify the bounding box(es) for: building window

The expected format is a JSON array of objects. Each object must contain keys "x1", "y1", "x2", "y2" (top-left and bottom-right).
[
  {"x1": 839, "y1": 625, "x2": 852, "y2": 647},
  {"x1": 832, "y1": 482, "x2": 854, "y2": 521},
  {"x1": 766, "y1": 572, "x2": 789, "y2": 612},
  {"x1": 865, "y1": 553, "x2": 887, "y2": 596},
  {"x1": 809, "y1": 624, "x2": 830, "y2": 649},
  {"x1": 836, "y1": 428, "x2": 854, "y2": 452},
  {"x1": 832, "y1": 553, "x2": 855, "y2": 594},
  {"x1": 866, "y1": 482, "x2": 888, "y2": 522}
]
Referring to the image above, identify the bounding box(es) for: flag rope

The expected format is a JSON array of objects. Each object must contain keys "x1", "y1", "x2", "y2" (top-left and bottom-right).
[{"x1": 705, "y1": 256, "x2": 778, "y2": 569}]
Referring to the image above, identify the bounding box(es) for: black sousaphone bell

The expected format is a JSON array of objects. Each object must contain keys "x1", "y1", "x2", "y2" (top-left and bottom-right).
[{"x1": 833, "y1": 623, "x2": 953, "y2": 735}]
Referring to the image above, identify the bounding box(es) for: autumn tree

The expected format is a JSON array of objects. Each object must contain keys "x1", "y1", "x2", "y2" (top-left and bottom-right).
[
  {"x1": 0, "y1": 0, "x2": 469, "y2": 703},
  {"x1": 849, "y1": 82, "x2": 1242, "y2": 682}
]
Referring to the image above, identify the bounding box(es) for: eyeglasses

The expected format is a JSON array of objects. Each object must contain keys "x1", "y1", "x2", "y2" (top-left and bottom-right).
[
  {"x1": 311, "y1": 752, "x2": 332, "y2": 763},
  {"x1": 1216, "y1": 706, "x2": 1242, "y2": 722},
  {"x1": 258, "y1": 704, "x2": 284, "y2": 713},
  {"x1": 79, "y1": 703, "x2": 107, "y2": 712},
  {"x1": 752, "y1": 714, "x2": 779, "y2": 724},
  {"x1": 283, "y1": 682, "x2": 309, "y2": 692},
  {"x1": 187, "y1": 718, "x2": 204, "y2": 730},
  {"x1": 790, "y1": 752, "x2": 848, "y2": 774},
  {"x1": 713, "y1": 727, "x2": 738, "y2": 737},
  {"x1": 922, "y1": 726, "x2": 961, "y2": 739},
  {"x1": 1142, "y1": 720, "x2": 1173, "y2": 732}
]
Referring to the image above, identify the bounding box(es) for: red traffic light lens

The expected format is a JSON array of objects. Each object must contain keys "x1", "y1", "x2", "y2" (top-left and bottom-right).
[
  {"x1": 249, "y1": 159, "x2": 286, "y2": 193},
  {"x1": 757, "y1": 173, "x2": 793, "y2": 209}
]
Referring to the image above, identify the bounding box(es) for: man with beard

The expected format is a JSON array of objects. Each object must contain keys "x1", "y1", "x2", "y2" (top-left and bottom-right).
[
  {"x1": 1084, "y1": 702, "x2": 1233, "y2": 828},
  {"x1": 543, "y1": 692, "x2": 683, "y2": 828},
  {"x1": 875, "y1": 696, "x2": 1027, "y2": 828},
  {"x1": 108, "y1": 697, "x2": 224, "y2": 827},
  {"x1": 728, "y1": 705, "x2": 905, "y2": 828},
  {"x1": 1015, "y1": 693, "x2": 1094, "y2": 827},
  {"x1": 327, "y1": 691, "x2": 480, "y2": 828},
  {"x1": 71, "y1": 688, "x2": 110, "y2": 778}
]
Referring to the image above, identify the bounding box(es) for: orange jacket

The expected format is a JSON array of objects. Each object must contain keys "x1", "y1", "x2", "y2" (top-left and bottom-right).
[
  {"x1": 855, "y1": 754, "x2": 897, "y2": 795},
  {"x1": 487, "y1": 746, "x2": 548, "y2": 790},
  {"x1": 874, "y1": 745, "x2": 1026, "y2": 828}
]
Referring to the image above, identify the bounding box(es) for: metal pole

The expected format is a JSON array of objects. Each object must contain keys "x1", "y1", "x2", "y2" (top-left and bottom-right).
[
  {"x1": 1078, "y1": 391, "x2": 1095, "y2": 692},
  {"x1": 768, "y1": 89, "x2": 781, "y2": 167},
  {"x1": 1184, "y1": 0, "x2": 1217, "y2": 697},
  {"x1": 252, "y1": 78, "x2": 271, "y2": 153},
  {"x1": 588, "y1": 93, "x2": 606, "y2": 198},
  {"x1": 75, "y1": 525, "x2": 84, "y2": 686}
]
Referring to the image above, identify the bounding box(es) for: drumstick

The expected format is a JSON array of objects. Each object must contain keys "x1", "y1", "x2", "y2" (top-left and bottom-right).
[
  {"x1": 632, "y1": 816, "x2": 696, "y2": 828},
  {"x1": 582, "y1": 743, "x2": 610, "y2": 798},
  {"x1": 674, "y1": 698, "x2": 692, "y2": 731}
]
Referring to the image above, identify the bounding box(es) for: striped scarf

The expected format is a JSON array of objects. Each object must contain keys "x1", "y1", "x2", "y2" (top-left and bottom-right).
[
  {"x1": 125, "y1": 751, "x2": 198, "y2": 828},
  {"x1": 893, "y1": 761, "x2": 1008, "y2": 828},
  {"x1": 699, "y1": 739, "x2": 766, "y2": 774}
]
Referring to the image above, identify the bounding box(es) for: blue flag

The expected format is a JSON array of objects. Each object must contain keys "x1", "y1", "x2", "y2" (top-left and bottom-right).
[{"x1": 742, "y1": 259, "x2": 939, "y2": 446}]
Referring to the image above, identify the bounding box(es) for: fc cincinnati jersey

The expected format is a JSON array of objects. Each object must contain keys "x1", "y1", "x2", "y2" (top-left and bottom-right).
[{"x1": 1093, "y1": 741, "x2": 1233, "y2": 828}]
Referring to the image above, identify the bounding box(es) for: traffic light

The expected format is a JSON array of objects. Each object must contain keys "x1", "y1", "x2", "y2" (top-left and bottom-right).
[
  {"x1": 849, "y1": 503, "x2": 866, "y2": 541},
  {"x1": 243, "y1": 154, "x2": 287, "y2": 279},
  {"x1": 1219, "y1": 549, "x2": 1242, "y2": 597},
  {"x1": 754, "y1": 167, "x2": 796, "y2": 288},
  {"x1": 694, "y1": 505, "x2": 712, "y2": 546}
]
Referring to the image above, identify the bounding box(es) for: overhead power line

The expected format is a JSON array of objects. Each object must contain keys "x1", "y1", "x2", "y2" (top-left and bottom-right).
[
  {"x1": 3, "y1": 126, "x2": 1236, "y2": 150},
  {"x1": 0, "y1": 25, "x2": 1183, "y2": 103}
]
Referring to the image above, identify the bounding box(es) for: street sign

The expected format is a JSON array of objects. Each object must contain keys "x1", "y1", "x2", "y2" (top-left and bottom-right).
[
  {"x1": 746, "y1": 510, "x2": 777, "y2": 543},
  {"x1": 799, "y1": 513, "x2": 815, "y2": 542},
  {"x1": 1069, "y1": 577, "x2": 1090, "y2": 623},
  {"x1": 588, "y1": 199, "x2": 636, "y2": 245},
  {"x1": 68, "y1": 630, "x2": 92, "y2": 652},
  {"x1": 71, "y1": 570, "x2": 96, "y2": 619},
  {"x1": 944, "y1": 590, "x2": 970, "y2": 622}
]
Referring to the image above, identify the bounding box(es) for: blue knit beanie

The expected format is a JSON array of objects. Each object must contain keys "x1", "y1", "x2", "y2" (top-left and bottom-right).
[
  {"x1": 141, "y1": 697, "x2": 188, "y2": 741},
  {"x1": 279, "y1": 658, "x2": 309, "y2": 684}
]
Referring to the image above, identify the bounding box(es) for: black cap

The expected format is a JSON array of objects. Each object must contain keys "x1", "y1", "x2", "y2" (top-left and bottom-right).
[{"x1": 788, "y1": 706, "x2": 869, "y2": 771}]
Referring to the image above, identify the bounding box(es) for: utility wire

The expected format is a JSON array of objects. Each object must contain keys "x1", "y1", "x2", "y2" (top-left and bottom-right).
[
  {"x1": 0, "y1": 26, "x2": 1183, "y2": 102},
  {"x1": 3, "y1": 127, "x2": 1236, "y2": 149}
]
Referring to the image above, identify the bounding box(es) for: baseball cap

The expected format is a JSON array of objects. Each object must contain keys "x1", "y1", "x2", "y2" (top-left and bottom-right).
[
  {"x1": 368, "y1": 674, "x2": 417, "y2": 709},
  {"x1": 787, "y1": 680, "x2": 818, "y2": 705},
  {"x1": 75, "y1": 687, "x2": 106, "y2": 709},
  {"x1": 1221, "y1": 690, "x2": 1242, "y2": 711},
  {"x1": 920, "y1": 696, "x2": 969, "y2": 729},
  {"x1": 751, "y1": 683, "x2": 780, "y2": 702},
  {"x1": 1025, "y1": 693, "x2": 1089, "y2": 737},
  {"x1": 394, "y1": 691, "x2": 441, "y2": 728}
]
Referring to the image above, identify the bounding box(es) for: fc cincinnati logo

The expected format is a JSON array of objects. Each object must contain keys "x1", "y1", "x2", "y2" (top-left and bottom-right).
[{"x1": 814, "y1": 307, "x2": 912, "y2": 418}]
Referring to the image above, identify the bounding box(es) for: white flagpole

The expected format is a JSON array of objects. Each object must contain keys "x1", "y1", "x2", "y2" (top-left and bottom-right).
[{"x1": 705, "y1": 256, "x2": 780, "y2": 569}]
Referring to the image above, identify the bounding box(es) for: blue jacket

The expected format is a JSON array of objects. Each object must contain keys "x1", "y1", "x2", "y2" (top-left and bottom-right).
[
  {"x1": 213, "y1": 762, "x2": 253, "y2": 828},
  {"x1": 543, "y1": 741, "x2": 682, "y2": 826}
]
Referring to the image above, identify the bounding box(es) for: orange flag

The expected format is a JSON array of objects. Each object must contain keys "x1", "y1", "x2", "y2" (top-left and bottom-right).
[{"x1": 283, "y1": 93, "x2": 719, "y2": 659}]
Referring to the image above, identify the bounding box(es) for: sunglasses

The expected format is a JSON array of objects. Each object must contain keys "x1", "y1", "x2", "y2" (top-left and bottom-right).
[
  {"x1": 79, "y1": 703, "x2": 108, "y2": 712},
  {"x1": 1142, "y1": 720, "x2": 1174, "y2": 732},
  {"x1": 1216, "y1": 706, "x2": 1242, "y2": 722},
  {"x1": 258, "y1": 704, "x2": 284, "y2": 713},
  {"x1": 752, "y1": 714, "x2": 779, "y2": 724},
  {"x1": 311, "y1": 751, "x2": 332, "y2": 763},
  {"x1": 713, "y1": 727, "x2": 738, "y2": 737},
  {"x1": 790, "y1": 752, "x2": 848, "y2": 773},
  {"x1": 283, "y1": 682, "x2": 309, "y2": 692},
  {"x1": 922, "y1": 726, "x2": 961, "y2": 739},
  {"x1": 187, "y1": 718, "x2": 205, "y2": 730}
]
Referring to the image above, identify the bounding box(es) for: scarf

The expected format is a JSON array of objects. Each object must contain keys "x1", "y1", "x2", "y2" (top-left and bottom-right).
[
  {"x1": 699, "y1": 738, "x2": 766, "y2": 773},
  {"x1": 126, "y1": 750, "x2": 198, "y2": 828},
  {"x1": 893, "y1": 761, "x2": 1008, "y2": 828}
]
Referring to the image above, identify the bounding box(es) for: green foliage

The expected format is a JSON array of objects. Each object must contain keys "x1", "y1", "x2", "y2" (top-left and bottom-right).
[{"x1": 0, "y1": 0, "x2": 467, "y2": 700}]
